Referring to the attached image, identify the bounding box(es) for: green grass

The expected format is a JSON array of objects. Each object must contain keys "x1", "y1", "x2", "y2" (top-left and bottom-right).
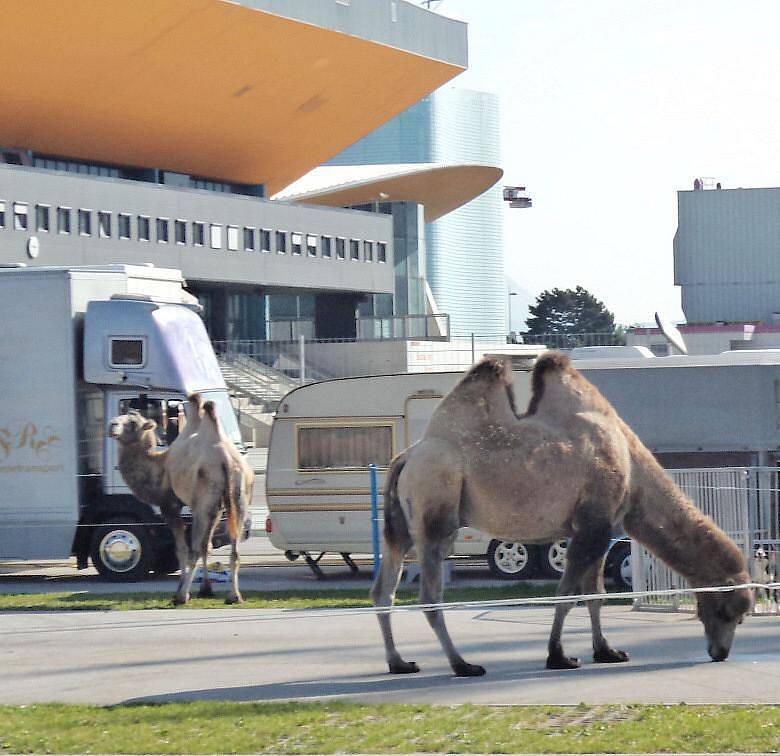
[
  {"x1": 0, "y1": 702, "x2": 777, "y2": 754},
  {"x1": 0, "y1": 583, "x2": 592, "y2": 612}
]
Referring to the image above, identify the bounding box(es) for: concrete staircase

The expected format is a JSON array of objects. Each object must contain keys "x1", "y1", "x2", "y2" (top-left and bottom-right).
[{"x1": 218, "y1": 353, "x2": 299, "y2": 413}]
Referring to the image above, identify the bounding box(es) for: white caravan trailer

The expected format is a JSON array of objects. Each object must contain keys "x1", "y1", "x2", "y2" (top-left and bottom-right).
[
  {"x1": 0, "y1": 265, "x2": 246, "y2": 581},
  {"x1": 265, "y1": 367, "x2": 630, "y2": 582}
]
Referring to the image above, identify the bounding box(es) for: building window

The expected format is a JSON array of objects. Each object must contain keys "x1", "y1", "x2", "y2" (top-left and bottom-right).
[
  {"x1": 138, "y1": 215, "x2": 151, "y2": 242},
  {"x1": 364, "y1": 240, "x2": 373, "y2": 261},
  {"x1": 336, "y1": 237, "x2": 346, "y2": 260},
  {"x1": 175, "y1": 219, "x2": 186, "y2": 245},
  {"x1": 227, "y1": 225, "x2": 239, "y2": 251},
  {"x1": 57, "y1": 207, "x2": 71, "y2": 234},
  {"x1": 78, "y1": 209, "x2": 92, "y2": 236},
  {"x1": 321, "y1": 236, "x2": 332, "y2": 259},
  {"x1": 192, "y1": 222, "x2": 205, "y2": 246},
  {"x1": 98, "y1": 211, "x2": 112, "y2": 238},
  {"x1": 291, "y1": 232, "x2": 302, "y2": 255},
  {"x1": 13, "y1": 202, "x2": 28, "y2": 231},
  {"x1": 156, "y1": 218, "x2": 169, "y2": 243},
  {"x1": 297, "y1": 424, "x2": 393, "y2": 471},
  {"x1": 210, "y1": 224, "x2": 223, "y2": 249},
  {"x1": 260, "y1": 229, "x2": 271, "y2": 252},
  {"x1": 276, "y1": 230, "x2": 287, "y2": 254},
  {"x1": 0, "y1": 200, "x2": 5, "y2": 229},
  {"x1": 350, "y1": 239, "x2": 360, "y2": 260},
  {"x1": 118, "y1": 213, "x2": 131, "y2": 239},
  {"x1": 377, "y1": 241, "x2": 387, "y2": 263},
  {"x1": 307, "y1": 234, "x2": 317, "y2": 257},
  {"x1": 35, "y1": 204, "x2": 50, "y2": 232},
  {"x1": 243, "y1": 227, "x2": 255, "y2": 251}
]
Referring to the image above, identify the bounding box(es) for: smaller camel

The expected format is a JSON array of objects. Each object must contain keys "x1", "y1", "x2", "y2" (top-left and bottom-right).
[
  {"x1": 166, "y1": 395, "x2": 254, "y2": 605},
  {"x1": 372, "y1": 354, "x2": 753, "y2": 676},
  {"x1": 108, "y1": 411, "x2": 191, "y2": 595}
]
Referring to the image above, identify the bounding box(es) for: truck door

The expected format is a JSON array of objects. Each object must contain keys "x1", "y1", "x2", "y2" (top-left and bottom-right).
[{"x1": 104, "y1": 392, "x2": 183, "y2": 495}]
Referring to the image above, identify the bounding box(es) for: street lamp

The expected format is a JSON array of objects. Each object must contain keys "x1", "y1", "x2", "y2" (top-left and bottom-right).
[{"x1": 508, "y1": 290, "x2": 518, "y2": 335}]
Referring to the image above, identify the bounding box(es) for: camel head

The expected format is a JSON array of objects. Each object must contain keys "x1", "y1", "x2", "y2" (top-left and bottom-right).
[
  {"x1": 695, "y1": 577, "x2": 753, "y2": 661},
  {"x1": 108, "y1": 412, "x2": 157, "y2": 448}
]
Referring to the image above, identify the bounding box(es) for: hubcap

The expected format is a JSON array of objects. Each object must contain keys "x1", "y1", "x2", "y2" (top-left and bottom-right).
[
  {"x1": 494, "y1": 542, "x2": 528, "y2": 573},
  {"x1": 99, "y1": 530, "x2": 142, "y2": 573},
  {"x1": 548, "y1": 540, "x2": 568, "y2": 573},
  {"x1": 619, "y1": 553, "x2": 632, "y2": 586}
]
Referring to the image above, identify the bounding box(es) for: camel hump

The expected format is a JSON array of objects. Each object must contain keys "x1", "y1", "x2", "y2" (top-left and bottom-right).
[
  {"x1": 187, "y1": 392, "x2": 202, "y2": 407},
  {"x1": 533, "y1": 351, "x2": 571, "y2": 377},
  {"x1": 203, "y1": 400, "x2": 218, "y2": 422},
  {"x1": 462, "y1": 357, "x2": 513, "y2": 386}
]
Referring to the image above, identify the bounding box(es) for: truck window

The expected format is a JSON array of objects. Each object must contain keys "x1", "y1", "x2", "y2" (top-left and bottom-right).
[
  {"x1": 110, "y1": 338, "x2": 145, "y2": 367},
  {"x1": 297, "y1": 424, "x2": 393, "y2": 471},
  {"x1": 119, "y1": 398, "x2": 182, "y2": 447}
]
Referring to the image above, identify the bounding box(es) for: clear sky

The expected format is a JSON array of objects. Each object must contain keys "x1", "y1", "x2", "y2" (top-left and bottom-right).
[{"x1": 435, "y1": 0, "x2": 780, "y2": 326}]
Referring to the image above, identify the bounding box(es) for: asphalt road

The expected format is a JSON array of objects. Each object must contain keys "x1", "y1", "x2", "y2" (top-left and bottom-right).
[{"x1": 2, "y1": 603, "x2": 778, "y2": 706}]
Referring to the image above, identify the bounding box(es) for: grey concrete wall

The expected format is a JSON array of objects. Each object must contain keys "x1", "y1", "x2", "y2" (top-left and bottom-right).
[
  {"x1": 0, "y1": 165, "x2": 393, "y2": 295},
  {"x1": 242, "y1": 0, "x2": 468, "y2": 68},
  {"x1": 674, "y1": 187, "x2": 780, "y2": 323}
]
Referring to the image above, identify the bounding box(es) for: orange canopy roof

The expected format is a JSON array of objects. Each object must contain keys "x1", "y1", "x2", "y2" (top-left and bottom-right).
[{"x1": 0, "y1": 1, "x2": 464, "y2": 194}]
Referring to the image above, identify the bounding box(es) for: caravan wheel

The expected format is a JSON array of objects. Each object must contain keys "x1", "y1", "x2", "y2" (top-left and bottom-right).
[{"x1": 486, "y1": 540, "x2": 537, "y2": 579}]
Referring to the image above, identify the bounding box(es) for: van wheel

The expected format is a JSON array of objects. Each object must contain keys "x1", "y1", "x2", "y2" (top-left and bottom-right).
[
  {"x1": 486, "y1": 540, "x2": 537, "y2": 579},
  {"x1": 90, "y1": 521, "x2": 155, "y2": 582},
  {"x1": 541, "y1": 540, "x2": 568, "y2": 578}
]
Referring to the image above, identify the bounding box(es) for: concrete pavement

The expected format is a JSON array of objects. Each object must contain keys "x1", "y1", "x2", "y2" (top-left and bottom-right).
[{"x1": 0, "y1": 604, "x2": 777, "y2": 705}]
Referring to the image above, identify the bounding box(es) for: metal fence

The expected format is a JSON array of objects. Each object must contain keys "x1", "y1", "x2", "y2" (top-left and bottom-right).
[{"x1": 632, "y1": 467, "x2": 780, "y2": 614}]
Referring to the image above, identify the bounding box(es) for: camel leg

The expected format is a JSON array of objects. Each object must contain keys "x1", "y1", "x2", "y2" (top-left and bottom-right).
[
  {"x1": 196, "y1": 509, "x2": 222, "y2": 599},
  {"x1": 419, "y1": 537, "x2": 486, "y2": 677},
  {"x1": 370, "y1": 532, "x2": 416, "y2": 674},
  {"x1": 160, "y1": 505, "x2": 189, "y2": 598},
  {"x1": 582, "y1": 560, "x2": 629, "y2": 663},
  {"x1": 546, "y1": 523, "x2": 612, "y2": 670},
  {"x1": 173, "y1": 508, "x2": 218, "y2": 605},
  {"x1": 225, "y1": 539, "x2": 243, "y2": 604}
]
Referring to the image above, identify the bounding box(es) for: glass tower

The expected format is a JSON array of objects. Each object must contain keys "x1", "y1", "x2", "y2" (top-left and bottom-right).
[{"x1": 329, "y1": 87, "x2": 504, "y2": 336}]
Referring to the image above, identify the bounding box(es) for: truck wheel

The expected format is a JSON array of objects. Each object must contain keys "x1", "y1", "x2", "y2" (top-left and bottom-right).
[
  {"x1": 90, "y1": 521, "x2": 155, "y2": 582},
  {"x1": 486, "y1": 540, "x2": 537, "y2": 579},
  {"x1": 540, "y1": 540, "x2": 568, "y2": 578},
  {"x1": 607, "y1": 542, "x2": 632, "y2": 590}
]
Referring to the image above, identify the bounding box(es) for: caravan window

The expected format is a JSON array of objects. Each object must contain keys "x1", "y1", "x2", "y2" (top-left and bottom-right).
[{"x1": 297, "y1": 423, "x2": 393, "y2": 471}]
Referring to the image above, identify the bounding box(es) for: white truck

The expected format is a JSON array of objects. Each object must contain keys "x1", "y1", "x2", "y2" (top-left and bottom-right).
[{"x1": 0, "y1": 265, "x2": 246, "y2": 580}]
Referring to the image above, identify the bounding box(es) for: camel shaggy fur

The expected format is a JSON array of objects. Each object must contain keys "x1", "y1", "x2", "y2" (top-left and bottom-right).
[
  {"x1": 165, "y1": 394, "x2": 254, "y2": 605},
  {"x1": 108, "y1": 411, "x2": 191, "y2": 591},
  {"x1": 371, "y1": 354, "x2": 753, "y2": 676}
]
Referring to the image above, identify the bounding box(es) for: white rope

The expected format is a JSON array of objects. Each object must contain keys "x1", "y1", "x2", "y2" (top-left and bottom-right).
[{"x1": 241, "y1": 581, "x2": 780, "y2": 622}]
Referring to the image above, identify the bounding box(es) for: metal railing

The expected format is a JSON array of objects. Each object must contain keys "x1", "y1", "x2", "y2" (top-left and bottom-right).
[
  {"x1": 633, "y1": 467, "x2": 779, "y2": 615},
  {"x1": 511, "y1": 331, "x2": 626, "y2": 349}
]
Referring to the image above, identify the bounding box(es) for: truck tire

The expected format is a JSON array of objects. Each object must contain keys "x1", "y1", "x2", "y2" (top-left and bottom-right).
[
  {"x1": 486, "y1": 539, "x2": 537, "y2": 579},
  {"x1": 90, "y1": 520, "x2": 156, "y2": 582}
]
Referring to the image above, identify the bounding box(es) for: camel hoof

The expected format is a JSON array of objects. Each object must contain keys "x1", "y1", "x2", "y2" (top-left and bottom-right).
[
  {"x1": 546, "y1": 653, "x2": 580, "y2": 670},
  {"x1": 171, "y1": 595, "x2": 188, "y2": 606},
  {"x1": 388, "y1": 660, "x2": 420, "y2": 674},
  {"x1": 224, "y1": 595, "x2": 244, "y2": 605},
  {"x1": 594, "y1": 647, "x2": 630, "y2": 664},
  {"x1": 453, "y1": 661, "x2": 486, "y2": 677}
]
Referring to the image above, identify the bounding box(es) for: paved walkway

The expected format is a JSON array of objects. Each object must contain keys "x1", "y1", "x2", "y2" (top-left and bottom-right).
[{"x1": 1, "y1": 604, "x2": 777, "y2": 705}]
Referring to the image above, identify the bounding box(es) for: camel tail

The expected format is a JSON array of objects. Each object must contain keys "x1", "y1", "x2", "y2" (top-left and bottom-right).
[
  {"x1": 383, "y1": 452, "x2": 410, "y2": 549},
  {"x1": 222, "y1": 459, "x2": 239, "y2": 542}
]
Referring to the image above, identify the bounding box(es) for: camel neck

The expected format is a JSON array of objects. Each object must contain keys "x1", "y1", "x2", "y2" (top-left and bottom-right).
[
  {"x1": 117, "y1": 442, "x2": 169, "y2": 508},
  {"x1": 623, "y1": 452, "x2": 746, "y2": 587}
]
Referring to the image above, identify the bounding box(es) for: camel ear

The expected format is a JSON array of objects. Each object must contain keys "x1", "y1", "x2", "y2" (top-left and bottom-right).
[{"x1": 142, "y1": 419, "x2": 156, "y2": 431}]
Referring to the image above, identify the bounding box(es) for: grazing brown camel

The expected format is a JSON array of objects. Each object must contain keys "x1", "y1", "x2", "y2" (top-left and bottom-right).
[
  {"x1": 108, "y1": 411, "x2": 191, "y2": 592},
  {"x1": 371, "y1": 354, "x2": 753, "y2": 676},
  {"x1": 166, "y1": 395, "x2": 254, "y2": 605}
]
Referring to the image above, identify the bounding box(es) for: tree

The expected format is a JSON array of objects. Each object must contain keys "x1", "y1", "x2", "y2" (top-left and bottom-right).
[{"x1": 525, "y1": 286, "x2": 623, "y2": 346}]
